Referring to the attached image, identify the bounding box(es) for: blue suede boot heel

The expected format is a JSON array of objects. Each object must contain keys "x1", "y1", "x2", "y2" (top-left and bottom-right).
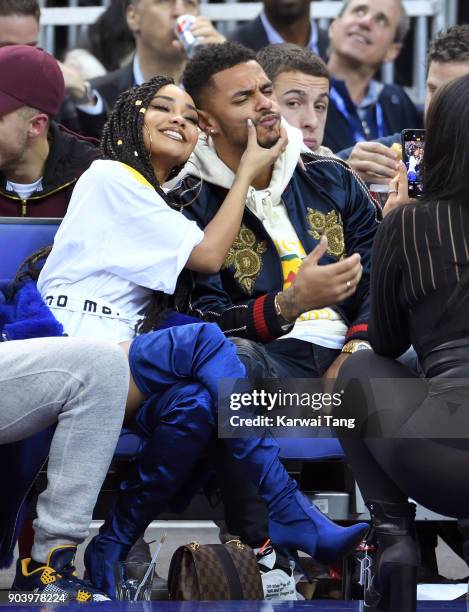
[
  {"x1": 227, "y1": 434, "x2": 369, "y2": 564},
  {"x1": 269, "y1": 490, "x2": 369, "y2": 564}
]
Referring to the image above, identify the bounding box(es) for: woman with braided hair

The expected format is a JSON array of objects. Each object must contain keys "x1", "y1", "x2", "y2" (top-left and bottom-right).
[
  {"x1": 40, "y1": 75, "x2": 288, "y2": 354},
  {"x1": 38, "y1": 76, "x2": 367, "y2": 597}
]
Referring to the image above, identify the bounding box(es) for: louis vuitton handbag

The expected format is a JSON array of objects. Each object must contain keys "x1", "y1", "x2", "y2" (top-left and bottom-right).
[{"x1": 167, "y1": 539, "x2": 264, "y2": 600}]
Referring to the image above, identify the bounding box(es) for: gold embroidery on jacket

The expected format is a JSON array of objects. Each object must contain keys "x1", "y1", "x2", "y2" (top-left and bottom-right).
[
  {"x1": 306, "y1": 208, "x2": 345, "y2": 259},
  {"x1": 223, "y1": 226, "x2": 267, "y2": 294}
]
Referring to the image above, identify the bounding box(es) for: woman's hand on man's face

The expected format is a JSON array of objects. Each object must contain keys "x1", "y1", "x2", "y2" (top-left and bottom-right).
[{"x1": 238, "y1": 120, "x2": 289, "y2": 184}]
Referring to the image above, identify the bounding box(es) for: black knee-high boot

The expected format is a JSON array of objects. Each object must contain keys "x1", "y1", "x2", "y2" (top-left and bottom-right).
[{"x1": 365, "y1": 500, "x2": 419, "y2": 612}]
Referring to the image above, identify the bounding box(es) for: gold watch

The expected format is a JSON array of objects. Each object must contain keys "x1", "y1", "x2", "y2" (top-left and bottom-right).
[
  {"x1": 274, "y1": 293, "x2": 294, "y2": 331},
  {"x1": 341, "y1": 340, "x2": 371, "y2": 354}
]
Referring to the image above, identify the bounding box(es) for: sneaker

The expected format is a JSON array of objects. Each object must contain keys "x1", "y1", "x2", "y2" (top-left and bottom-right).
[
  {"x1": 256, "y1": 545, "x2": 297, "y2": 601},
  {"x1": 12, "y1": 545, "x2": 110, "y2": 602}
]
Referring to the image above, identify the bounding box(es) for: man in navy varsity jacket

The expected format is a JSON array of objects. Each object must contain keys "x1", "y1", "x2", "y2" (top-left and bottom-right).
[
  {"x1": 176, "y1": 42, "x2": 378, "y2": 377},
  {"x1": 169, "y1": 42, "x2": 379, "y2": 582}
]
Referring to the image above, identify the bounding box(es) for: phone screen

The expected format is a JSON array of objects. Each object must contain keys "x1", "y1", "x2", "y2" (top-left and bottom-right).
[{"x1": 401, "y1": 129, "x2": 425, "y2": 198}]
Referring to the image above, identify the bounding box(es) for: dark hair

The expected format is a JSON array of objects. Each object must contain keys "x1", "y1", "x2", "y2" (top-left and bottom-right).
[
  {"x1": 427, "y1": 25, "x2": 469, "y2": 67},
  {"x1": 0, "y1": 0, "x2": 40, "y2": 20},
  {"x1": 102, "y1": 76, "x2": 177, "y2": 192},
  {"x1": 102, "y1": 76, "x2": 193, "y2": 333},
  {"x1": 87, "y1": 0, "x2": 135, "y2": 72},
  {"x1": 338, "y1": 0, "x2": 409, "y2": 44},
  {"x1": 257, "y1": 43, "x2": 330, "y2": 84},
  {"x1": 423, "y1": 74, "x2": 469, "y2": 202},
  {"x1": 182, "y1": 41, "x2": 256, "y2": 107}
]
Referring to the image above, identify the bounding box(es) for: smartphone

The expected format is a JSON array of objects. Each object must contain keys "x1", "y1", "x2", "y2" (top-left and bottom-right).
[{"x1": 401, "y1": 129, "x2": 425, "y2": 198}]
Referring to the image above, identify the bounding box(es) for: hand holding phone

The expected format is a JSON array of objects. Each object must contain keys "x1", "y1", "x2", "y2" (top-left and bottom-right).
[
  {"x1": 383, "y1": 162, "x2": 410, "y2": 217},
  {"x1": 401, "y1": 129, "x2": 426, "y2": 198}
]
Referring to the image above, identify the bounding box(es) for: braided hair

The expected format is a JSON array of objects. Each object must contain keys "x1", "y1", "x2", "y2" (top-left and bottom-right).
[
  {"x1": 8, "y1": 245, "x2": 52, "y2": 301},
  {"x1": 102, "y1": 75, "x2": 183, "y2": 193},
  {"x1": 101, "y1": 75, "x2": 195, "y2": 333}
]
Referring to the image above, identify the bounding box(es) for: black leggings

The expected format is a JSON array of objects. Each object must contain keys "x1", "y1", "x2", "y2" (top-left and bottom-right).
[{"x1": 335, "y1": 351, "x2": 469, "y2": 518}]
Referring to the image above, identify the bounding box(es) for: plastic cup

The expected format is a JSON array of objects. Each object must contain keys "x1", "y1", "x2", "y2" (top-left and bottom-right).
[
  {"x1": 114, "y1": 561, "x2": 156, "y2": 601},
  {"x1": 369, "y1": 184, "x2": 390, "y2": 208}
]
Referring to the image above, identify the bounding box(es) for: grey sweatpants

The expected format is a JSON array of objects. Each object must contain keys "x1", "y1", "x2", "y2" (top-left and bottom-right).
[{"x1": 0, "y1": 337, "x2": 129, "y2": 563}]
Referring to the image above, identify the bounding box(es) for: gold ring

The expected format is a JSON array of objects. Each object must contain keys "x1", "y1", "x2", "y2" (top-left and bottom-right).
[{"x1": 346, "y1": 280, "x2": 352, "y2": 289}]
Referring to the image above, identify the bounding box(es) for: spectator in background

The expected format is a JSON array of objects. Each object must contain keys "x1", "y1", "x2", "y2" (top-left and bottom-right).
[
  {"x1": 257, "y1": 43, "x2": 334, "y2": 156},
  {"x1": 0, "y1": 0, "x2": 103, "y2": 132},
  {"x1": 76, "y1": 0, "x2": 225, "y2": 139},
  {"x1": 229, "y1": 0, "x2": 328, "y2": 59},
  {"x1": 343, "y1": 24, "x2": 469, "y2": 185},
  {"x1": 0, "y1": 45, "x2": 98, "y2": 217},
  {"x1": 325, "y1": 0, "x2": 421, "y2": 152},
  {"x1": 87, "y1": 0, "x2": 135, "y2": 72},
  {"x1": 0, "y1": 0, "x2": 39, "y2": 46}
]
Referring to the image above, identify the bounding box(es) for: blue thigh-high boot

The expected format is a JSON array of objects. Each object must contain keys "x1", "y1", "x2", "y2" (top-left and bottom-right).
[
  {"x1": 225, "y1": 435, "x2": 368, "y2": 565},
  {"x1": 85, "y1": 381, "x2": 215, "y2": 597},
  {"x1": 127, "y1": 324, "x2": 368, "y2": 564}
]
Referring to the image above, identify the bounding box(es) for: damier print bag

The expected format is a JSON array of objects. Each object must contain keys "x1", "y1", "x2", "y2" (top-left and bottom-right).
[{"x1": 167, "y1": 540, "x2": 264, "y2": 600}]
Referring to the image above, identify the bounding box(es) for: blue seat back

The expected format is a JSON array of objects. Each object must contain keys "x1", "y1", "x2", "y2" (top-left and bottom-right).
[
  {"x1": 0, "y1": 217, "x2": 60, "y2": 280},
  {"x1": 277, "y1": 435, "x2": 344, "y2": 461}
]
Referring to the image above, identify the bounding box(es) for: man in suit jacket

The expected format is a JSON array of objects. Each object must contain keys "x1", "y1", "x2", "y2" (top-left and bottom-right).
[
  {"x1": 77, "y1": 0, "x2": 224, "y2": 138},
  {"x1": 229, "y1": 0, "x2": 329, "y2": 59},
  {"x1": 324, "y1": 0, "x2": 421, "y2": 152}
]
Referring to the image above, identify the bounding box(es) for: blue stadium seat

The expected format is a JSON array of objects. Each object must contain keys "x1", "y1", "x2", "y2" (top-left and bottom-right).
[
  {"x1": 0, "y1": 217, "x2": 61, "y2": 280},
  {"x1": 277, "y1": 434, "x2": 344, "y2": 461}
]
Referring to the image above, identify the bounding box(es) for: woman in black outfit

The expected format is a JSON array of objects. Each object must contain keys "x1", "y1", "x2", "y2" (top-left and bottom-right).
[{"x1": 335, "y1": 74, "x2": 469, "y2": 611}]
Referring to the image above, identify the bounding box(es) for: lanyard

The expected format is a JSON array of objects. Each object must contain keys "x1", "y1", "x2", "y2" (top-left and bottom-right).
[{"x1": 330, "y1": 86, "x2": 385, "y2": 143}]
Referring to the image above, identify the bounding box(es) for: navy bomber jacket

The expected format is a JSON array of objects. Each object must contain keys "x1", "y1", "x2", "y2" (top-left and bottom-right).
[{"x1": 171, "y1": 154, "x2": 381, "y2": 344}]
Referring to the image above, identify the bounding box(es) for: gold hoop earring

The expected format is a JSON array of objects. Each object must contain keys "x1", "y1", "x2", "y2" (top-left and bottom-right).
[{"x1": 143, "y1": 124, "x2": 153, "y2": 155}]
